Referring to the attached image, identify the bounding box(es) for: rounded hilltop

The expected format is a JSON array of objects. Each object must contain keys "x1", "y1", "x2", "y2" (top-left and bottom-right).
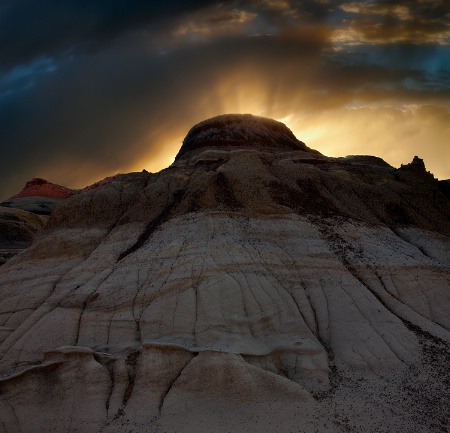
[{"x1": 175, "y1": 113, "x2": 311, "y2": 159}]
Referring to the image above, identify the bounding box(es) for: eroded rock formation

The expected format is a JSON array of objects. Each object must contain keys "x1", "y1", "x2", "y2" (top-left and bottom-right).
[
  {"x1": 0, "y1": 207, "x2": 46, "y2": 266},
  {"x1": 1, "y1": 178, "x2": 76, "y2": 216},
  {"x1": 0, "y1": 114, "x2": 449, "y2": 432},
  {"x1": 8, "y1": 177, "x2": 75, "y2": 200}
]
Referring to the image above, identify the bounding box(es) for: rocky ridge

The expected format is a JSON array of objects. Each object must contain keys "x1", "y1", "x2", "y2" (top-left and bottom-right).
[
  {"x1": 0, "y1": 114, "x2": 449, "y2": 433},
  {"x1": 9, "y1": 177, "x2": 76, "y2": 200}
]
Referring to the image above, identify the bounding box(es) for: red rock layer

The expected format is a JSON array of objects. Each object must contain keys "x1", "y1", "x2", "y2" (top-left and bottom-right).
[{"x1": 9, "y1": 178, "x2": 76, "y2": 199}]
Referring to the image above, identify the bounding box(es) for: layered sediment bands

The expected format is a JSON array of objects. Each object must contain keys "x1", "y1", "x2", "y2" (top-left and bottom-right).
[
  {"x1": 176, "y1": 113, "x2": 312, "y2": 158},
  {"x1": 0, "y1": 207, "x2": 46, "y2": 265},
  {"x1": 0, "y1": 115, "x2": 449, "y2": 432}
]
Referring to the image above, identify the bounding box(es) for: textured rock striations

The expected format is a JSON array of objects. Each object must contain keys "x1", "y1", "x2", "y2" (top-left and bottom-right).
[
  {"x1": 0, "y1": 207, "x2": 46, "y2": 266},
  {"x1": 0, "y1": 114, "x2": 449, "y2": 432}
]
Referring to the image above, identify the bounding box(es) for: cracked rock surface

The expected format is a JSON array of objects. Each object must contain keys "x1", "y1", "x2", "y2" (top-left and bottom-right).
[{"x1": 0, "y1": 114, "x2": 449, "y2": 432}]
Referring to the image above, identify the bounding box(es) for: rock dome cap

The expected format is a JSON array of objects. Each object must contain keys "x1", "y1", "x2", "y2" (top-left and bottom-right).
[{"x1": 175, "y1": 113, "x2": 310, "y2": 159}]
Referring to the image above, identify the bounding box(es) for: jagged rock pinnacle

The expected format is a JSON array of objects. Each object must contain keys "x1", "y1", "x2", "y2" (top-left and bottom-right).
[{"x1": 175, "y1": 114, "x2": 311, "y2": 159}]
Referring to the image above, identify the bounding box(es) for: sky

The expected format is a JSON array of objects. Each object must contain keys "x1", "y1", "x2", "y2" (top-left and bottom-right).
[{"x1": 1, "y1": 0, "x2": 449, "y2": 199}]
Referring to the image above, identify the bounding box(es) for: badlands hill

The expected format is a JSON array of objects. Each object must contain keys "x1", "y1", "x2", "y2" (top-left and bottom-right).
[
  {"x1": 0, "y1": 178, "x2": 75, "y2": 265},
  {"x1": 1, "y1": 178, "x2": 76, "y2": 216},
  {"x1": 0, "y1": 114, "x2": 449, "y2": 433}
]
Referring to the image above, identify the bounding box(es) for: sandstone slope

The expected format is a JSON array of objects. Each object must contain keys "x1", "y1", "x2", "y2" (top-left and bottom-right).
[{"x1": 0, "y1": 115, "x2": 449, "y2": 433}]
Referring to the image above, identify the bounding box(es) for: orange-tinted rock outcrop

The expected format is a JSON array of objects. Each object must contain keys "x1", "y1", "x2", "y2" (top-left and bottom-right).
[{"x1": 9, "y1": 177, "x2": 76, "y2": 199}]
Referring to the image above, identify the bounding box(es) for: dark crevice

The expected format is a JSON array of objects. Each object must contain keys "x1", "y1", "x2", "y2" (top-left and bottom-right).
[
  {"x1": 270, "y1": 178, "x2": 340, "y2": 218},
  {"x1": 75, "y1": 300, "x2": 87, "y2": 345},
  {"x1": 214, "y1": 171, "x2": 243, "y2": 210},
  {"x1": 106, "y1": 368, "x2": 115, "y2": 412},
  {"x1": 122, "y1": 350, "x2": 140, "y2": 407},
  {"x1": 186, "y1": 188, "x2": 204, "y2": 213},
  {"x1": 92, "y1": 353, "x2": 115, "y2": 412},
  {"x1": 284, "y1": 286, "x2": 317, "y2": 338},
  {"x1": 104, "y1": 174, "x2": 153, "y2": 234},
  {"x1": 1, "y1": 399, "x2": 21, "y2": 431},
  {"x1": 312, "y1": 337, "x2": 341, "y2": 401},
  {"x1": 158, "y1": 355, "x2": 195, "y2": 413},
  {"x1": 304, "y1": 293, "x2": 319, "y2": 335},
  {"x1": 117, "y1": 189, "x2": 185, "y2": 262}
]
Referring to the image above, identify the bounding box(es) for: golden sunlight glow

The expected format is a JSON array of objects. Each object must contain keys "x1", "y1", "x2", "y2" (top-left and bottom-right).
[
  {"x1": 286, "y1": 105, "x2": 450, "y2": 179},
  {"x1": 135, "y1": 138, "x2": 180, "y2": 173},
  {"x1": 132, "y1": 73, "x2": 450, "y2": 182}
]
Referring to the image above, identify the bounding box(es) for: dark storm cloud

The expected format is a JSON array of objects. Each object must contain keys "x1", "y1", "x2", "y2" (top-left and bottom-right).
[
  {"x1": 0, "y1": 26, "x2": 333, "y2": 197},
  {"x1": 0, "y1": 0, "x2": 215, "y2": 69}
]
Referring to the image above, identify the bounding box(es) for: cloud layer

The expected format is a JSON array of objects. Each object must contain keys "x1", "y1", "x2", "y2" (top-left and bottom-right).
[{"x1": 0, "y1": 0, "x2": 449, "y2": 198}]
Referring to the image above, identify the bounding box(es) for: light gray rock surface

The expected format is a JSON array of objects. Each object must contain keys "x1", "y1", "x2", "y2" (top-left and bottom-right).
[
  {"x1": 0, "y1": 115, "x2": 449, "y2": 432},
  {"x1": 0, "y1": 196, "x2": 64, "y2": 215}
]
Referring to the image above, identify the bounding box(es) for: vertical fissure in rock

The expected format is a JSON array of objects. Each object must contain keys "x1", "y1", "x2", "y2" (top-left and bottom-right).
[
  {"x1": 92, "y1": 353, "x2": 115, "y2": 413},
  {"x1": 75, "y1": 300, "x2": 87, "y2": 346},
  {"x1": 104, "y1": 174, "x2": 153, "y2": 236},
  {"x1": 158, "y1": 354, "x2": 195, "y2": 413},
  {"x1": 117, "y1": 189, "x2": 186, "y2": 261},
  {"x1": 311, "y1": 337, "x2": 341, "y2": 401},
  {"x1": 214, "y1": 171, "x2": 243, "y2": 210},
  {"x1": 122, "y1": 350, "x2": 141, "y2": 407}
]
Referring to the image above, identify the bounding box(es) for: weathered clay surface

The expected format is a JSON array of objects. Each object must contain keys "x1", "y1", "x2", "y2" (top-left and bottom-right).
[
  {"x1": 0, "y1": 206, "x2": 46, "y2": 266},
  {"x1": 0, "y1": 115, "x2": 449, "y2": 432}
]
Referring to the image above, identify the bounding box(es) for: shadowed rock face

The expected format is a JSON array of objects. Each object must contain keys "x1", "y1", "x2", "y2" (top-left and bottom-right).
[
  {"x1": 0, "y1": 115, "x2": 449, "y2": 433},
  {"x1": 176, "y1": 113, "x2": 312, "y2": 158},
  {"x1": 0, "y1": 207, "x2": 46, "y2": 265}
]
